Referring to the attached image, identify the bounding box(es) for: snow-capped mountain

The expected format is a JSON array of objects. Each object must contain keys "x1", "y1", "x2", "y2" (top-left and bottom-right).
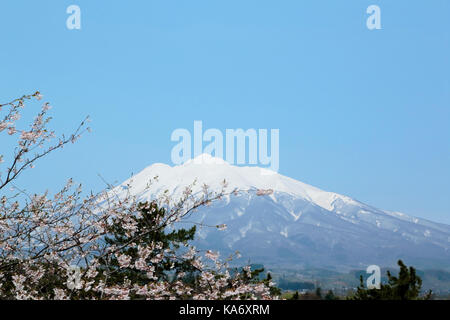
[{"x1": 114, "y1": 154, "x2": 450, "y2": 271}]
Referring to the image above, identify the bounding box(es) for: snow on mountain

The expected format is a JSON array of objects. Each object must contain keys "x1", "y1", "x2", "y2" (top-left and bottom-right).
[{"x1": 114, "y1": 154, "x2": 450, "y2": 270}]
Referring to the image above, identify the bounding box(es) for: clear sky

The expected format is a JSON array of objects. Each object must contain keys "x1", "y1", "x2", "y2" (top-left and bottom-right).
[{"x1": 0, "y1": 1, "x2": 449, "y2": 223}]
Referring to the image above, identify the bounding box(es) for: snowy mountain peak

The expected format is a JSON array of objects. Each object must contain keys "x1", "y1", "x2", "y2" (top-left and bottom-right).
[
  {"x1": 121, "y1": 154, "x2": 355, "y2": 214},
  {"x1": 183, "y1": 153, "x2": 230, "y2": 166},
  {"x1": 115, "y1": 156, "x2": 450, "y2": 270}
]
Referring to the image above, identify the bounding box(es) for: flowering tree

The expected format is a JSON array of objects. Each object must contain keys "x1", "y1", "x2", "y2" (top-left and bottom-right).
[{"x1": 0, "y1": 92, "x2": 277, "y2": 300}]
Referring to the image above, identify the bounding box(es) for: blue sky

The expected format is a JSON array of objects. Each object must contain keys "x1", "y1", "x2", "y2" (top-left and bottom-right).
[{"x1": 0, "y1": 1, "x2": 449, "y2": 223}]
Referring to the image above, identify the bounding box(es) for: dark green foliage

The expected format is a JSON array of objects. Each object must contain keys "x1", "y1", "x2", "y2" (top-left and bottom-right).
[
  {"x1": 265, "y1": 272, "x2": 281, "y2": 296},
  {"x1": 288, "y1": 288, "x2": 338, "y2": 300},
  {"x1": 0, "y1": 260, "x2": 63, "y2": 300},
  {"x1": 350, "y1": 260, "x2": 432, "y2": 300},
  {"x1": 97, "y1": 201, "x2": 276, "y2": 299},
  {"x1": 324, "y1": 290, "x2": 337, "y2": 300},
  {"x1": 99, "y1": 201, "x2": 198, "y2": 289},
  {"x1": 315, "y1": 287, "x2": 322, "y2": 299}
]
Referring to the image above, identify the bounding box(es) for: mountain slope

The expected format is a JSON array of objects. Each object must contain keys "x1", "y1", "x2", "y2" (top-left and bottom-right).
[{"x1": 114, "y1": 154, "x2": 450, "y2": 270}]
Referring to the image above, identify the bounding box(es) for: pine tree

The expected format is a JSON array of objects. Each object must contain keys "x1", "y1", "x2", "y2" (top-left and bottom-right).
[
  {"x1": 264, "y1": 272, "x2": 281, "y2": 296},
  {"x1": 315, "y1": 287, "x2": 322, "y2": 299},
  {"x1": 325, "y1": 290, "x2": 337, "y2": 300},
  {"x1": 98, "y1": 201, "x2": 198, "y2": 289},
  {"x1": 350, "y1": 260, "x2": 432, "y2": 300}
]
